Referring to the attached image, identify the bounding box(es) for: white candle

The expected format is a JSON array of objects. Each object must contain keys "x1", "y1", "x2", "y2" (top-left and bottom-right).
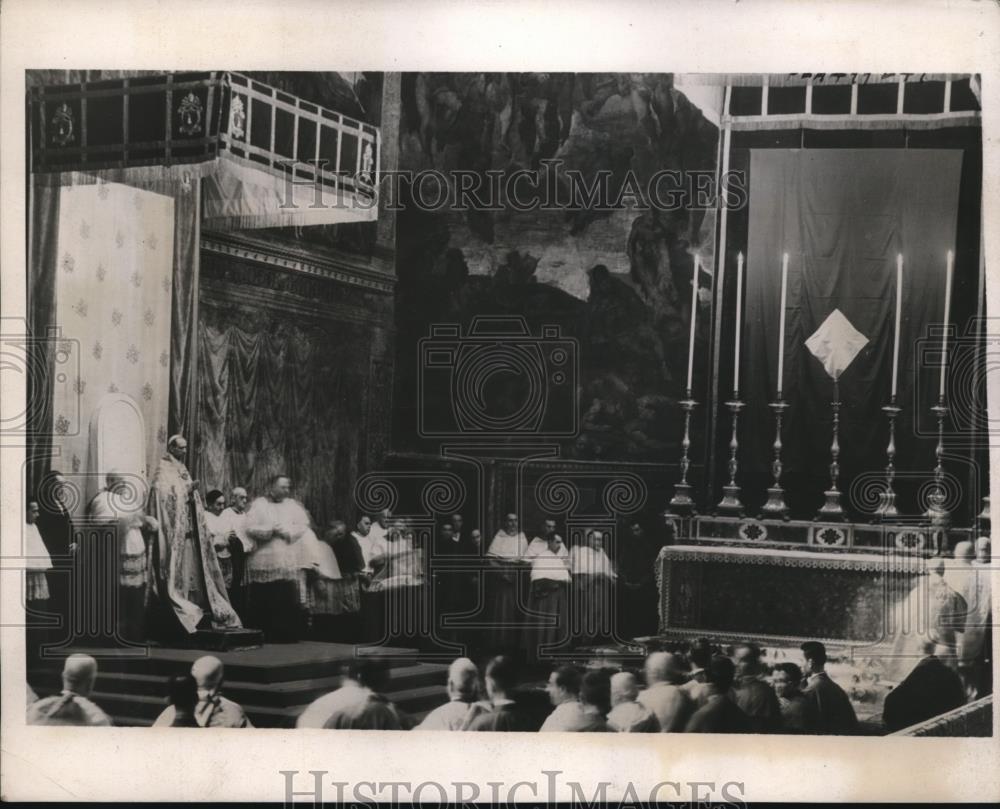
[
  {"x1": 686, "y1": 255, "x2": 699, "y2": 392},
  {"x1": 734, "y1": 252, "x2": 744, "y2": 396},
  {"x1": 940, "y1": 249, "x2": 954, "y2": 398},
  {"x1": 891, "y1": 253, "x2": 903, "y2": 397},
  {"x1": 777, "y1": 252, "x2": 789, "y2": 398}
]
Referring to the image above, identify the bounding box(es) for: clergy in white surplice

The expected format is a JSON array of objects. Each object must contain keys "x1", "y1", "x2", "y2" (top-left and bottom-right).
[
  {"x1": 485, "y1": 514, "x2": 530, "y2": 652},
  {"x1": 245, "y1": 475, "x2": 328, "y2": 642}
]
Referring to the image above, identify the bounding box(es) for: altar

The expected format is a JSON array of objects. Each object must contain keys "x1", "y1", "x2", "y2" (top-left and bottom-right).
[
  {"x1": 656, "y1": 542, "x2": 924, "y2": 645},
  {"x1": 656, "y1": 509, "x2": 979, "y2": 645}
]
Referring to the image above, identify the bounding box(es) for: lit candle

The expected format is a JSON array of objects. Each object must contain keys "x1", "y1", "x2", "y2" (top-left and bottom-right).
[
  {"x1": 939, "y1": 249, "x2": 954, "y2": 398},
  {"x1": 686, "y1": 255, "x2": 699, "y2": 393},
  {"x1": 777, "y1": 252, "x2": 789, "y2": 398},
  {"x1": 734, "y1": 252, "x2": 744, "y2": 397},
  {"x1": 891, "y1": 253, "x2": 902, "y2": 398}
]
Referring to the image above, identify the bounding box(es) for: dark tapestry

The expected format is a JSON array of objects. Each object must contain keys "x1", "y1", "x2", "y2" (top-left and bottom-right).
[
  {"x1": 742, "y1": 149, "x2": 966, "y2": 520},
  {"x1": 195, "y1": 300, "x2": 377, "y2": 528}
]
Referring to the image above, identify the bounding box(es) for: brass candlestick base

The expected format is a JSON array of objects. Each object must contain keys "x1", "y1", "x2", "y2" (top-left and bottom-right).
[
  {"x1": 716, "y1": 399, "x2": 745, "y2": 517},
  {"x1": 817, "y1": 489, "x2": 845, "y2": 521},
  {"x1": 760, "y1": 399, "x2": 790, "y2": 520},
  {"x1": 875, "y1": 401, "x2": 902, "y2": 521},
  {"x1": 668, "y1": 397, "x2": 698, "y2": 516}
]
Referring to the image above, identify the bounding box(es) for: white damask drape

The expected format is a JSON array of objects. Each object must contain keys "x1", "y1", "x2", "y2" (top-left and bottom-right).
[{"x1": 28, "y1": 169, "x2": 200, "y2": 514}]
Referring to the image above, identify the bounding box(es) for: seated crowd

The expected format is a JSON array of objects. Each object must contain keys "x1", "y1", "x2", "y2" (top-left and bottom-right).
[{"x1": 30, "y1": 637, "x2": 977, "y2": 734}]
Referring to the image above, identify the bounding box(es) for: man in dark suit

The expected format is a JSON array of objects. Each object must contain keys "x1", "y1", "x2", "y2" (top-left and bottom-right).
[
  {"x1": 731, "y1": 643, "x2": 782, "y2": 733},
  {"x1": 684, "y1": 655, "x2": 751, "y2": 733},
  {"x1": 468, "y1": 656, "x2": 533, "y2": 731},
  {"x1": 883, "y1": 640, "x2": 967, "y2": 732},
  {"x1": 800, "y1": 641, "x2": 859, "y2": 735}
]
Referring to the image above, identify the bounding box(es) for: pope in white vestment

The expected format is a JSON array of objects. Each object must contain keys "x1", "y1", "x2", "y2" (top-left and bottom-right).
[{"x1": 146, "y1": 437, "x2": 240, "y2": 635}]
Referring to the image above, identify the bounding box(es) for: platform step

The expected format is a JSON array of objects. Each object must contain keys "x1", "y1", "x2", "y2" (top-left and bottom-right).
[
  {"x1": 33, "y1": 661, "x2": 449, "y2": 710},
  {"x1": 31, "y1": 642, "x2": 430, "y2": 684},
  {"x1": 27, "y1": 642, "x2": 450, "y2": 728},
  {"x1": 182, "y1": 628, "x2": 264, "y2": 651}
]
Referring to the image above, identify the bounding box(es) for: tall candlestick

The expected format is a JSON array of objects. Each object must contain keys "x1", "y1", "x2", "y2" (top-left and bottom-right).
[
  {"x1": 686, "y1": 255, "x2": 699, "y2": 393},
  {"x1": 777, "y1": 252, "x2": 789, "y2": 397},
  {"x1": 939, "y1": 250, "x2": 954, "y2": 398},
  {"x1": 891, "y1": 253, "x2": 902, "y2": 398},
  {"x1": 733, "y1": 252, "x2": 744, "y2": 397}
]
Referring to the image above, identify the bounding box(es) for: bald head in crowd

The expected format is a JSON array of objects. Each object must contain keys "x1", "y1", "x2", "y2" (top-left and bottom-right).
[
  {"x1": 63, "y1": 654, "x2": 99, "y2": 696},
  {"x1": 610, "y1": 671, "x2": 640, "y2": 706},
  {"x1": 645, "y1": 652, "x2": 684, "y2": 685},
  {"x1": 975, "y1": 536, "x2": 991, "y2": 563},
  {"x1": 191, "y1": 656, "x2": 225, "y2": 693},
  {"x1": 447, "y1": 657, "x2": 480, "y2": 702}
]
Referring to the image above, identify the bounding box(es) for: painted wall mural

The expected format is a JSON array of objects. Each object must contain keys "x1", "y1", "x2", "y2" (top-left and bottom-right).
[{"x1": 394, "y1": 73, "x2": 721, "y2": 461}]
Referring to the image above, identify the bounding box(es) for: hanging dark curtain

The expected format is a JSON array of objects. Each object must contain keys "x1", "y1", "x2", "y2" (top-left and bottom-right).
[
  {"x1": 742, "y1": 149, "x2": 963, "y2": 520},
  {"x1": 26, "y1": 181, "x2": 61, "y2": 496},
  {"x1": 195, "y1": 301, "x2": 370, "y2": 528},
  {"x1": 167, "y1": 180, "x2": 200, "y2": 440}
]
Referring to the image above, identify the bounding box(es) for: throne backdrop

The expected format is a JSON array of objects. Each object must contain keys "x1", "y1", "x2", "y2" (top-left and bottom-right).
[{"x1": 29, "y1": 170, "x2": 199, "y2": 511}]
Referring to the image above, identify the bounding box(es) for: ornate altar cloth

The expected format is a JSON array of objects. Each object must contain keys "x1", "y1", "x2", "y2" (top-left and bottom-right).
[{"x1": 657, "y1": 544, "x2": 923, "y2": 645}]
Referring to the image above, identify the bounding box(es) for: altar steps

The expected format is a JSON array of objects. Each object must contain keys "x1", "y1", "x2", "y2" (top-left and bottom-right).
[{"x1": 27, "y1": 642, "x2": 450, "y2": 728}]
